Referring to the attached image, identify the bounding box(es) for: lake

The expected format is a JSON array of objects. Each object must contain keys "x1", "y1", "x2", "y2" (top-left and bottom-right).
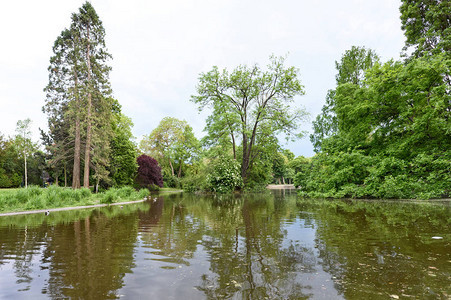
[{"x1": 0, "y1": 190, "x2": 449, "y2": 299}]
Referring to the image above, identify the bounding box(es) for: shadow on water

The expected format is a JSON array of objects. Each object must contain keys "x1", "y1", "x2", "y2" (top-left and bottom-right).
[{"x1": 0, "y1": 192, "x2": 449, "y2": 299}]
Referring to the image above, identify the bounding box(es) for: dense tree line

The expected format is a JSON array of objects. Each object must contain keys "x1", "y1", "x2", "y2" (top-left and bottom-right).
[
  {"x1": 3, "y1": 0, "x2": 447, "y2": 198},
  {"x1": 297, "y1": 0, "x2": 450, "y2": 199}
]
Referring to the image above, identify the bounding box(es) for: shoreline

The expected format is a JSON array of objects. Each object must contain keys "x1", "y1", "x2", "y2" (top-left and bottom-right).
[
  {"x1": 266, "y1": 184, "x2": 296, "y2": 190},
  {"x1": 0, "y1": 198, "x2": 148, "y2": 217}
]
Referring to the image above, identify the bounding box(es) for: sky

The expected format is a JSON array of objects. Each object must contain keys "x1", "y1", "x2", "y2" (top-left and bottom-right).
[{"x1": 0, "y1": 0, "x2": 406, "y2": 157}]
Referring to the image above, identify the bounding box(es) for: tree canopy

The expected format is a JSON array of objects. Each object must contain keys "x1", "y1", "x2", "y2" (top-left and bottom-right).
[
  {"x1": 191, "y1": 55, "x2": 308, "y2": 185},
  {"x1": 301, "y1": 0, "x2": 450, "y2": 199},
  {"x1": 140, "y1": 117, "x2": 200, "y2": 183},
  {"x1": 43, "y1": 2, "x2": 119, "y2": 189}
]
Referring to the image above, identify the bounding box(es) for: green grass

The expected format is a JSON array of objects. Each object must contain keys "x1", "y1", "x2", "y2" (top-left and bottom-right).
[{"x1": 0, "y1": 185, "x2": 150, "y2": 214}]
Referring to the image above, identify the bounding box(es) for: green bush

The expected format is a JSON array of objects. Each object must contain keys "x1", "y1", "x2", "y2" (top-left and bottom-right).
[
  {"x1": 137, "y1": 188, "x2": 150, "y2": 198},
  {"x1": 101, "y1": 189, "x2": 116, "y2": 204},
  {"x1": 207, "y1": 157, "x2": 243, "y2": 193}
]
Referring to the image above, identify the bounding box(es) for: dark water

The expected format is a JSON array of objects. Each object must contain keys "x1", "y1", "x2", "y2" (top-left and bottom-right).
[{"x1": 0, "y1": 190, "x2": 449, "y2": 299}]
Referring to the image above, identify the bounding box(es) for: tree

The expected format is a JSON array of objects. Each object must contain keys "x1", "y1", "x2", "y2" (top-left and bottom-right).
[
  {"x1": 140, "y1": 117, "x2": 200, "y2": 179},
  {"x1": 136, "y1": 154, "x2": 163, "y2": 188},
  {"x1": 44, "y1": 26, "x2": 82, "y2": 189},
  {"x1": 43, "y1": 2, "x2": 114, "y2": 189},
  {"x1": 110, "y1": 109, "x2": 138, "y2": 187},
  {"x1": 0, "y1": 133, "x2": 22, "y2": 188},
  {"x1": 15, "y1": 119, "x2": 34, "y2": 188},
  {"x1": 400, "y1": 0, "x2": 451, "y2": 58},
  {"x1": 72, "y1": 3, "x2": 113, "y2": 188},
  {"x1": 300, "y1": 46, "x2": 450, "y2": 198},
  {"x1": 272, "y1": 152, "x2": 287, "y2": 184},
  {"x1": 310, "y1": 46, "x2": 379, "y2": 152},
  {"x1": 192, "y1": 55, "x2": 307, "y2": 184}
]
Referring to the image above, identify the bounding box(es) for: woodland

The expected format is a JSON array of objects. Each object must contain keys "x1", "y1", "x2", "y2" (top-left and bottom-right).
[{"x1": 0, "y1": 0, "x2": 449, "y2": 199}]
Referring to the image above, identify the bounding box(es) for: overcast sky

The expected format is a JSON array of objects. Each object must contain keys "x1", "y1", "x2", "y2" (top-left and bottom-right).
[{"x1": 0, "y1": 0, "x2": 405, "y2": 157}]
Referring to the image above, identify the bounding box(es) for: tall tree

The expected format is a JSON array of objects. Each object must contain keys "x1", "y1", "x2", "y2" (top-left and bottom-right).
[
  {"x1": 44, "y1": 2, "x2": 113, "y2": 189},
  {"x1": 71, "y1": 2, "x2": 113, "y2": 188},
  {"x1": 310, "y1": 46, "x2": 379, "y2": 152},
  {"x1": 15, "y1": 119, "x2": 33, "y2": 188},
  {"x1": 43, "y1": 28, "x2": 81, "y2": 188},
  {"x1": 192, "y1": 56, "x2": 307, "y2": 184}
]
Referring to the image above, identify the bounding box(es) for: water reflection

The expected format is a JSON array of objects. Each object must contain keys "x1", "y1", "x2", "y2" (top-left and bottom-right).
[{"x1": 0, "y1": 192, "x2": 449, "y2": 299}]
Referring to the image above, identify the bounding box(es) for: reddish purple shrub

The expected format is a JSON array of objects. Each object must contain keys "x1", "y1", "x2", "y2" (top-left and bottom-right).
[{"x1": 136, "y1": 154, "x2": 163, "y2": 188}]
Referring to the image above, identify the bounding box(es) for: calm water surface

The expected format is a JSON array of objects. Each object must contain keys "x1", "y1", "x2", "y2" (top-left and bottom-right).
[{"x1": 0, "y1": 190, "x2": 449, "y2": 299}]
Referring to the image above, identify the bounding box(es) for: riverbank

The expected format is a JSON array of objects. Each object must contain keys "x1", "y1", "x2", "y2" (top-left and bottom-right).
[
  {"x1": 266, "y1": 184, "x2": 296, "y2": 190},
  {"x1": 0, "y1": 198, "x2": 148, "y2": 217},
  {"x1": 0, "y1": 186, "x2": 151, "y2": 215},
  {"x1": 0, "y1": 186, "x2": 186, "y2": 217}
]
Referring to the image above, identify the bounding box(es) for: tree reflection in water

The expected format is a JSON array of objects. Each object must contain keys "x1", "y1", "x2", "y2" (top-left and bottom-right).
[{"x1": 0, "y1": 192, "x2": 449, "y2": 299}]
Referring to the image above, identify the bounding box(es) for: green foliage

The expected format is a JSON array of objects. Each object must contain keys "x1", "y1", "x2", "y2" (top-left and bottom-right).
[
  {"x1": 140, "y1": 117, "x2": 200, "y2": 183},
  {"x1": 305, "y1": 35, "x2": 450, "y2": 199},
  {"x1": 43, "y1": 2, "x2": 115, "y2": 189},
  {"x1": 192, "y1": 55, "x2": 308, "y2": 186},
  {"x1": 0, "y1": 185, "x2": 150, "y2": 213},
  {"x1": 110, "y1": 112, "x2": 138, "y2": 187},
  {"x1": 310, "y1": 46, "x2": 379, "y2": 153},
  {"x1": 400, "y1": 0, "x2": 451, "y2": 58},
  {"x1": 163, "y1": 175, "x2": 181, "y2": 189},
  {"x1": 271, "y1": 152, "x2": 287, "y2": 182},
  {"x1": 180, "y1": 158, "x2": 210, "y2": 192},
  {"x1": 0, "y1": 133, "x2": 46, "y2": 188},
  {"x1": 207, "y1": 157, "x2": 243, "y2": 193}
]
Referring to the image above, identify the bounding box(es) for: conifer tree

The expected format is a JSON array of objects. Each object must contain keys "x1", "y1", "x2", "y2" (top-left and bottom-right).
[{"x1": 44, "y1": 2, "x2": 113, "y2": 189}]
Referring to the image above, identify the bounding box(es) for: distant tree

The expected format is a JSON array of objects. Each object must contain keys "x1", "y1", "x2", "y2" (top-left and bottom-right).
[
  {"x1": 0, "y1": 133, "x2": 22, "y2": 188},
  {"x1": 136, "y1": 154, "x2": 163, "y2": 188},
  {"x1": 15, "y1": 119, "x2": 34, "y2": 188},
  {"x1": 140, "y1": 117, "x2": 200, "y2": 179},
  {"x1": 272, "y1": 152, "x2": 287, "y2": 184},
  {"x1": 192, "y1": 55, "x2": 307, "y2": 185}
]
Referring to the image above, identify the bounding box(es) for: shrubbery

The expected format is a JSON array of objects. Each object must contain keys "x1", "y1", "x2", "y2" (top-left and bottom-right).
[
  {"x1": 135, "y1": 154, "x2": 163, "y2": 189},
  {"x1": 206, "y1": 157, "x2": 243, "y2": 193},
  {"x1": 296, "y1": 152, "x2": 450, "y2": 199}
]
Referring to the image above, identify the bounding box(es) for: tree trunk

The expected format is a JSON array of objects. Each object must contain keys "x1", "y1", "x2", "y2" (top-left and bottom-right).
[
  {"x1": 231, "y1": 132, "x2": 236, "y2": 160},
  {"x1": 72, "y1": 115, "x2": 81, "y2": 189},
  {"x1": 83, "y1": 26, "x2": 92, "y2": 189},
  {"x1": 241, "y1": 133, "x2": 249, "y2": 184},
  {"x1": 178, "y1": 161, "x2": 182, "y2": 178},
  {"x1": 169, "y1": 158, "x2": 175, "y2": 177},
  {"x1": 72, "y1": 59, "x2": 81, "y2": 189},
  {"x1": 83, "y1": 101, "x2": 92, "y2": 188},
  {"x1": 24, "y1": 153, "x2": 27, "y2": 188}
]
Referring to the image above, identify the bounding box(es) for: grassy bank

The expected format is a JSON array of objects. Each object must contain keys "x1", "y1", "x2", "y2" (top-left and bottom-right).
[{"x1": 0, "y1": 186, "x2": 150, "y2": 214}]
